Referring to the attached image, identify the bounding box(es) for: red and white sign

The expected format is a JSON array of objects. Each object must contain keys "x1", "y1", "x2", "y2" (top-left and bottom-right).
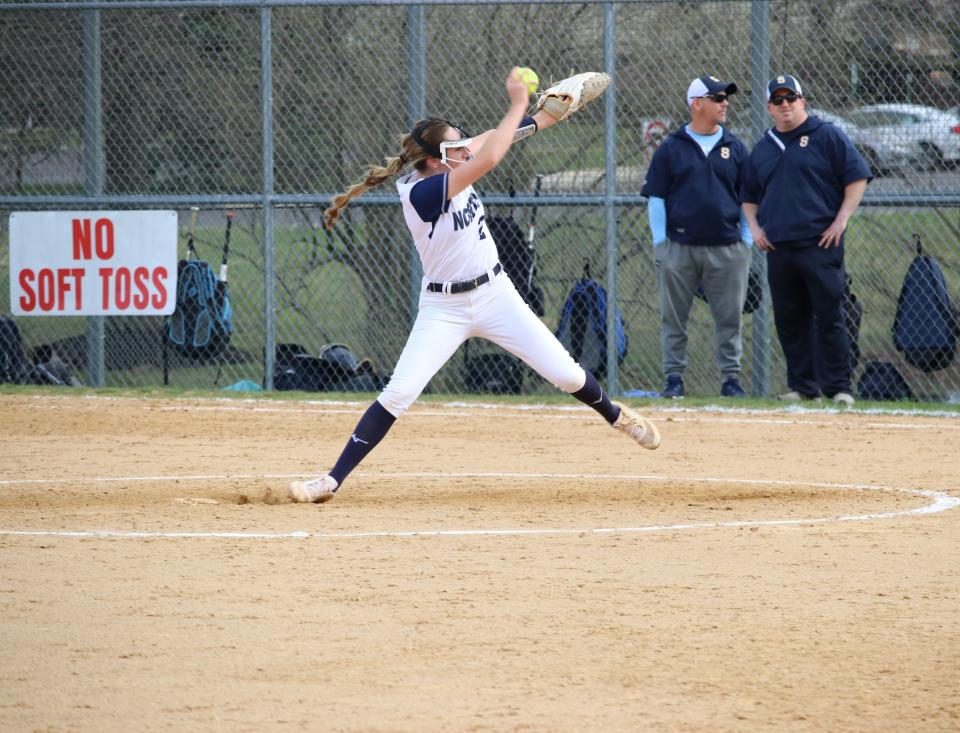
[{"x1": 9, "y1": 210, "x2": 178, "y2": 316}]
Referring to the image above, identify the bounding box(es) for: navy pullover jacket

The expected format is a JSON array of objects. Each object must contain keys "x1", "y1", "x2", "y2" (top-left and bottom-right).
[
  {"x1": 741, "y1": 116, "x2": 872, "y2": 246},
  {"x1": 641, "y1": 125, "x2": 748, "y2": 246}
]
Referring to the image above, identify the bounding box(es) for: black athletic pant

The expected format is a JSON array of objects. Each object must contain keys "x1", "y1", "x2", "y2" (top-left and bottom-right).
[{"x1": 767, "y1": 242, "x2": 851, "y2": 398}]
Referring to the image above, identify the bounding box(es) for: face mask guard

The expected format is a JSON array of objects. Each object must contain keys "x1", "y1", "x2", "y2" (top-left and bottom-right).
[
  {"x1": 439, "y1": 135, "x2": 474, "y2": 166},
  {"x1": 410, "y1": 118, "x2": 472, "y2": 165}
]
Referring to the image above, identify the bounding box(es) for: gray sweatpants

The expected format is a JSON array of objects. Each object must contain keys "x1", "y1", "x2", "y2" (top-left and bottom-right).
[{"x1": 654, "y1": 240, "x2": 752, "y2": 380}]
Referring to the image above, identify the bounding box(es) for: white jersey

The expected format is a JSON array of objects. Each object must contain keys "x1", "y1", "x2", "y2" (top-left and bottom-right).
[{"x1": 396, "y1": 171, "x2": 499, "y2": 283}]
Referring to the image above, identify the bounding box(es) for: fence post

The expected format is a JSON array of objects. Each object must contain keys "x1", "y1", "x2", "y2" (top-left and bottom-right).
[
  {"x1": 261, "y1": 5, "x2": 277, "y2": 390},
  {"x1": 83, "y1": 9, "x2": 105, "y2": 387},
  {"x1": 603, "y1": 1, "x2": 619, "y2": 395},
  {"x1": 406, "y1": 5, "x2": 426, "y2": 326},
  {"x1": 749, "y1": 0, "x2": 771, "y2": 397}
]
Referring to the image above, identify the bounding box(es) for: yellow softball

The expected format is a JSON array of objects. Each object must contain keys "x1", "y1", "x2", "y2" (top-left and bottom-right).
[{"x1": 514, "y1": 67, "x2": 539, "y2": 96}]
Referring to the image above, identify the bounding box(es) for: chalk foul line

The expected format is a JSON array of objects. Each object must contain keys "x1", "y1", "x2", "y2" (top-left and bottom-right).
[{"x1": 0, "y1": 470, "x2": 957, "y2": 540}]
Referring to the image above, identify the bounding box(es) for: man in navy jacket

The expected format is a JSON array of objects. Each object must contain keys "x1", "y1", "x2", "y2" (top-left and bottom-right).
[
  {"x1": 742, "y1": 74, "x2": 871, "y2": 405},
  {"x1": 641, "y1": 75, "x2": 753, "y2": 399}
]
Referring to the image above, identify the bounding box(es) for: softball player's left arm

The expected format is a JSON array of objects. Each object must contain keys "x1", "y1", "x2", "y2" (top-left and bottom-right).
[{"x1": 471, "y1": 109, "x2": 559, "y2": 151}]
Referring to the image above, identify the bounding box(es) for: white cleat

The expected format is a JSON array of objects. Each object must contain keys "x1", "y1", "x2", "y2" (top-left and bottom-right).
[
  {"x1": 777, "y1": 390, "x2": 804, "y2": 401},
  {"x1": 288, "y1": 474, "x2": 338, "y2": 504},
  {"x1": 611, "y1": 401, "x2": 661, "y2": 450},
  {"x1": 831, "y1": 392, "x2": 855, "y2": 407}
]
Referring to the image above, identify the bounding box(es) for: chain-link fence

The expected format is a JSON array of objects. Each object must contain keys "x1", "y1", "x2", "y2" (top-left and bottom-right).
[{"x1": 2, "y1": 0, "x2": 960, "y2": 402}]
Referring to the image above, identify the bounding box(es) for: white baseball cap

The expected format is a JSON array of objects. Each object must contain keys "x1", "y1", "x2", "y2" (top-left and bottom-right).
[{"x1": 686, "y1": 75, "x2": 738, "y2": 106}]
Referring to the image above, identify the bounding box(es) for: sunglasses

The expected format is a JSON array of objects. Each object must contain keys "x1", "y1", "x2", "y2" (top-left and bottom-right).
[
  {"x1": 699, "y1": 93, "x2": 728, "y2": 103},
  {"x1": 770, "y1": 92, "x2": 801, "y2": 105}
]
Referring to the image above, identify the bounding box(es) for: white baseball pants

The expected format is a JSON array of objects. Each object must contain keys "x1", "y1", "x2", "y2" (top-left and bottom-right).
[{"x1": 378, "y1": 272, "x2": 586, "y2": 417}]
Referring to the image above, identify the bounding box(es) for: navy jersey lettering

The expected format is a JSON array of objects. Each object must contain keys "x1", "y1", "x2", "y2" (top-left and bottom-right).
[{"x1": 452, "y1": 192, "x2": 481, "y2": 231}]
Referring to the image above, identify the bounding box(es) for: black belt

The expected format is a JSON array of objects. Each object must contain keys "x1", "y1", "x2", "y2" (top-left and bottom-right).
[{"x1": 427, "y1": 262, "x2": 502, "y2": 294}]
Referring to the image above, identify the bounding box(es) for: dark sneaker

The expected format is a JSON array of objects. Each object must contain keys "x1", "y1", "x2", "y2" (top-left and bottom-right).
[
  {"x1": 721, "y1": 378, "x2": 746, "y2": 398},
  {"x1": 661, "y1": 375, "x2": 684, "y2": 399}
]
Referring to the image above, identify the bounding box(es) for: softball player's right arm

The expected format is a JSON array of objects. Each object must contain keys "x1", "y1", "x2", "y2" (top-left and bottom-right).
[{"x1": 445, "y1": 69, "x2": 530, "y2": 199}]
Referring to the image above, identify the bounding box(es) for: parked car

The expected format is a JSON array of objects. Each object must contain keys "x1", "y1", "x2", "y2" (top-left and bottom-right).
[
  {"x1": 846, "y1": 104, "x2": 960, "y2": 170},
  {"x1": 808, "y1": 107, "x2": 917, "y2": 176}
]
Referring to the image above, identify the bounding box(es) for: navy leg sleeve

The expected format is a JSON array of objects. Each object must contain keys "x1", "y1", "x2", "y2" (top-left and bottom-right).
[
  {"x1": 329, "y1": 400, "x2": 397, "y2": 487},
  {"x1": 572, "y1": 370, "x2": 621, "y2": 424}
]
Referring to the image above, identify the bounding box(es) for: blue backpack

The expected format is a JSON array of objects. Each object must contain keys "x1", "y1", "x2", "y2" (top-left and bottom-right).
[
  {"x1": 893, "y1": 236, "x2": 959, "y2": 372},
  {"x1": 165, "y1": 259, "x2": 232, "y2": 359},
  {"x1": 555, "y1": 269, "x2": 628, "y2": 379}
]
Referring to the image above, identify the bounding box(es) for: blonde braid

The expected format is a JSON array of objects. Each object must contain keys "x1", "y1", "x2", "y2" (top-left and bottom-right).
[
  {"x1": 324, "y1": 155, "x2": 405, "y2": 230},
  {"x1": 324, "y1": 122, "x2": 448, "y2": 230}
]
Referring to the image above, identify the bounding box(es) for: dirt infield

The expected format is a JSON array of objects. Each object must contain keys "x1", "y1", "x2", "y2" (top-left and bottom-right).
[{"x1": 1, "y1": 393, "x2": 959, "y2": 732}]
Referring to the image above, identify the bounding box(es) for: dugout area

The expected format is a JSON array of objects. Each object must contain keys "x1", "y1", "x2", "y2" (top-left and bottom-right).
[{"x1": 1, "y1": 393, "x2": 959, "y2": 732}]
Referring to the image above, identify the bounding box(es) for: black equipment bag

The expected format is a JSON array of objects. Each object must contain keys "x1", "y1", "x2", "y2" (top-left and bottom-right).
[
  {"x1": 743, "y1": 266, "x2": 763, "y2": 315},
  {"x1": 464, "y1": 349, "x2": 524, "y2": 394},
  {"x1": 274, "y1": 343, "x2": 326, "y2": 391},
  {"x1": 857, "y1": 361, "x2": 913, "y2": 401},
  {"x1": 274, "y1": 343, "x2": 384, "y2": 392},
  {"x1": 487, "y1": 214, "x2": 545, "y2": 316},
  {"x1": 842, "y1": 273, "x2": 864, "y2": 371},
  {"x1": 893, "y1": 235, "x2": 959, "y2": 373},
  {"x1": 0, "y1": 315, "x2": 28, "y2": 384}
]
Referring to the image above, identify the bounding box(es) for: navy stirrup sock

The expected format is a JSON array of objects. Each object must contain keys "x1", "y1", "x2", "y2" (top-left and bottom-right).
[
  {"x1": 572, "y1": 371, "x2": 620, "y2": 424},
  {"x1": 329, "y1": 400, "x2": 397, "y2": 487}
]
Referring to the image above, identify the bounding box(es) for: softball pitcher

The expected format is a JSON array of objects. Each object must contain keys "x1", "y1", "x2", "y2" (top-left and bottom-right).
[{"x1": 290, "y1": 68, "x2": 660, "y2": 504}]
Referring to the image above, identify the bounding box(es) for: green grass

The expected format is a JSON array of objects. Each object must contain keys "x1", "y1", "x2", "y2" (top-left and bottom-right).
[{"x1": 2, "y1": 383, "x2": 958, "y2": 416}]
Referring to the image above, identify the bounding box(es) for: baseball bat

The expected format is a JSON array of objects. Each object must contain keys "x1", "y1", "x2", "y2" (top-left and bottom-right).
[
  {"x1": 220, "y1": 211, "x2": 234, "y2": 283},
  {"x1": 526, "y1": 174, "x2": 543, "y2": 291},
  {"x1": 187, "y1": 206, "x2": 199, "y2": 260},
  {"x1": 298, "y1": 206, "x2": 321, "y2": 265}
]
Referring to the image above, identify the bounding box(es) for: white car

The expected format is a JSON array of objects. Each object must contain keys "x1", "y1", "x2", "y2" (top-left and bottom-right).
[
  {"x1": 808, "y1": 107, "x2": 917, "y2": 175},
  {"x1": 846, "y1": 104, "x2": 960, "y2": 170}
]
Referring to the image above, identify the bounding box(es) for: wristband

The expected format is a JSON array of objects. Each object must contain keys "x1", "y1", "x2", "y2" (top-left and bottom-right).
[{"x1": 513, "y1": 116, "x2": 538, "y2": 142}]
